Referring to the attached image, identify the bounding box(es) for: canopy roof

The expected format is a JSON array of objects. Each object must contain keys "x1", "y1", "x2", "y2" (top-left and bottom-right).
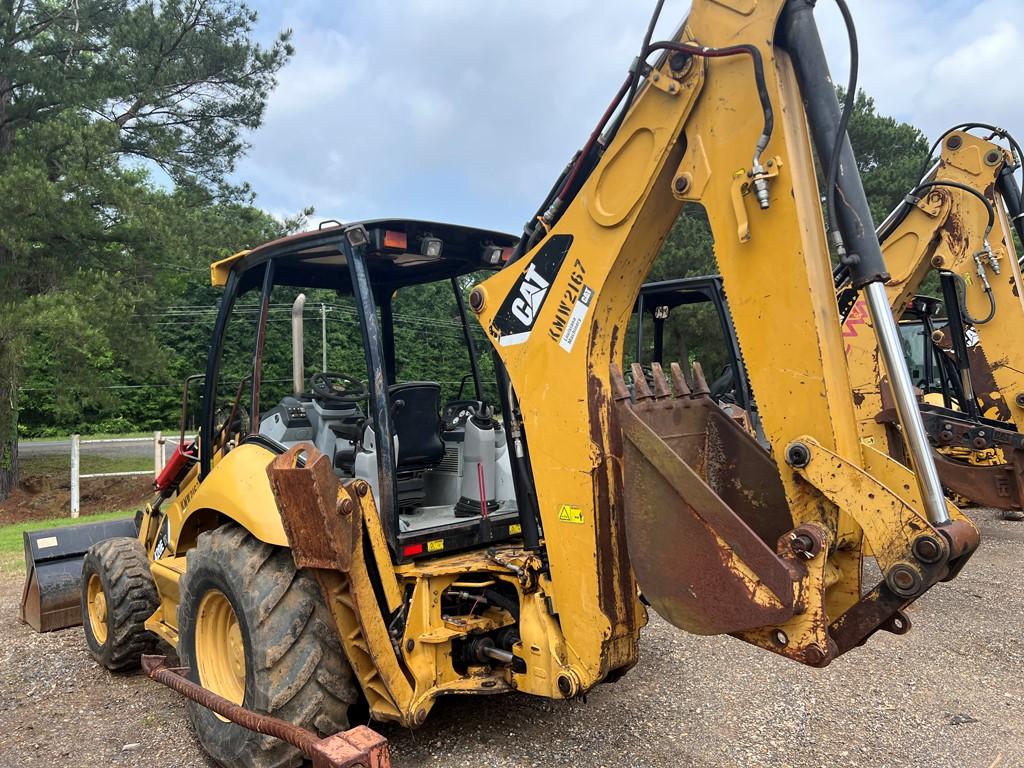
[{"x1": 210, "y1": 219, "x2": 519, "y2": 295}]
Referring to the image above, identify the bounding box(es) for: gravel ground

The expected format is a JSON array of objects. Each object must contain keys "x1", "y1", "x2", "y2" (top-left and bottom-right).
[{"x1": 1, "y1": 508, "x2": 1021, "y2": 768}]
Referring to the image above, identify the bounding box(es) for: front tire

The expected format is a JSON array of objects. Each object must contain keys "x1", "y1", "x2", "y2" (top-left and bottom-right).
[
  {"x1": 81, "y1": 537, "x2": 159, "y2": 670},
  {"x1": 178, "y1": 523, "x2": 357, "y2": 768}
]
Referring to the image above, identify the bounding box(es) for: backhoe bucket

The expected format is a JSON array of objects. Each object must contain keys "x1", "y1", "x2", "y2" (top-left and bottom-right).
[
  {"x1": 20, "y1": 517, "x2": 138, "y2": 632},
  {"x1": 611, "y1": 362, "x2": 801, "y2": 636}
]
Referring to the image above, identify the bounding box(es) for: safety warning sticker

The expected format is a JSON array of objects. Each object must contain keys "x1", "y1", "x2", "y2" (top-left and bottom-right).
[{"x1": 558, "y1": 504, "x2": 584, "y2": 524}]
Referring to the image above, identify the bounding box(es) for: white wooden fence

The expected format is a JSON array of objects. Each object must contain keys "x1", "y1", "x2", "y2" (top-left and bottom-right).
[{"x1": 69, "y1": 431, "x2": 194, "y2": 517}]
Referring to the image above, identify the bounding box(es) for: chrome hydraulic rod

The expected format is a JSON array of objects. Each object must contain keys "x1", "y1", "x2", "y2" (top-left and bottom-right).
[
  {"x1": 780, "y1": 0, "x2": 950, "y2": 526},
  {"x1": 863, "y1": 282, "x2": 950, "y2": 524}
]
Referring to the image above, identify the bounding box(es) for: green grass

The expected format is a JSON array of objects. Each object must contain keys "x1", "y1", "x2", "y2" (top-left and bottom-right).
[
  {"x1": 20, "y1": 454, "x2": 152, "y2": 477},
  {"x1": 0, "y1": 510, "x2": 135, "y2": 575}
]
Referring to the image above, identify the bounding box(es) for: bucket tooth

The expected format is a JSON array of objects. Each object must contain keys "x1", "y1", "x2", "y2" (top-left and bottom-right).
[
  {"x1": 631, "y1": 363, "x2": 653, "y2": 401},
  {"x1": 610, "y1": 363, "x2": 631, "y2": 402},
  {"x1": 691, "y1": 361, "x2": 711, "y2": 397},
  {"x1": 669, "y1": 362, "x2": 692, "y2": 398},
  {"x1": 650, "y1": 363, "x2": 672, "y2": 399}
]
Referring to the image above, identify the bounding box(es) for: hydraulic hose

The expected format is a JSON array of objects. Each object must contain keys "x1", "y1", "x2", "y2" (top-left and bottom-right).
[
  {"x1": 522, "y1": 74, "x2": 634, "y2": 253},
  {"x1": 949, "y1": 270, "x2": 996, "y2": 326},
  {"x1": 780, "y1": 0, "x2": 950, "y2": 527},
  {"x1": 824, "y1": 0, "x2": 859, "y2": 262},
  {"x1": 521, "y1": 1, "x2": 778, "y2": 243},
  {"x1": 837, "y1": 179, "x2": 998, "y2": 289},
  {"x1": 606, "y1": 0, "x2": 667, "y2": 145},
  {"x1": 645, "y1": 40, "x2": 775, "y2": 182},
  {"x1": 878, "y1": 180, "x2": 996, "y2": 245}
]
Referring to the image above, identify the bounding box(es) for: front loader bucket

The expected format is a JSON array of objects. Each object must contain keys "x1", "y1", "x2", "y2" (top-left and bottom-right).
[
  {"x1": 611, "y1": 362, "x2": 801, "y2": 636},
  {"x1": 19, "y1": 517, "x2": 138, "y2": 632}
]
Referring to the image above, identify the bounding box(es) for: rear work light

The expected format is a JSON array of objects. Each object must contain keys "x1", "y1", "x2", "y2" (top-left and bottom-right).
[
  {"x1": 482, "y1": 245, "x2": 506, "y2": 266},
  {"x1": 421, "y1": 237, "x2": 443, "y2": 258}
]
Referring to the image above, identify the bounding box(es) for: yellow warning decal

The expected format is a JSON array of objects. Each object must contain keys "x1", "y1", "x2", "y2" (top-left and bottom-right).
[
  {"x1": 509, "y1": 523, "x2": 522, "y2": 535},
  {"x1": 427, "y1": 539, "x2": 445, "y2": 553},
  {"x1": 558, "y1": 504, "x2": 584, "y2": 524}
]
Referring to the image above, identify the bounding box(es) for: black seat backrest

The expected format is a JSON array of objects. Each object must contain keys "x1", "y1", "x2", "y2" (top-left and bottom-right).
[{"x1": 389, "y1": 382, "x2": 444, "y2": 470}]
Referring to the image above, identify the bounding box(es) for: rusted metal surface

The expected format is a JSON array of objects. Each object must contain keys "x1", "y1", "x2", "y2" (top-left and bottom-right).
[
  {"x1": 931, "y1": 326, "x2": 1011, "y2": 421},
  {"x1": 266, "y1": 443, "x2": 363, "y2": 572},
  {"x1": 311, "y1": 728, "x2": 391, "y2": 768},
  {"x1": 610, "y1": 361, "x2": 800, "y2": 636},
  {"x1": 828, "y1": 517, "x2": 978, "y2": 656},
  {"x1": 938, "y1": 517, "x2": 982, "y2": 580},
  {"x1": 877, "y1": 404, "x2": 1024, "y2": 511},
  {"x1": 919, "y1": 407, "x2": 1024, "y2": 452},
  {"x1": 141, "y1": 655, "x2": 390, "y2": 768},
  {"x1": 829, "y1": 586, "x2": 912, "y2": 657},
  {"x1": 931, "y1": 451, "x2": 1022, "y2": 510}
]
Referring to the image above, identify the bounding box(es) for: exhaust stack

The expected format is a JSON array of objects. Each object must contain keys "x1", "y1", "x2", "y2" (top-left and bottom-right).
[{"x1": 292, "y1": 293, "x2": 306, "y2": 395}]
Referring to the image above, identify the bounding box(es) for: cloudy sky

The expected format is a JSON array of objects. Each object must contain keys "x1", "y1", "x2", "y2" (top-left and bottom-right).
[{"x1": 237, "y1": 1, "x2": 1023, "y2": 234}]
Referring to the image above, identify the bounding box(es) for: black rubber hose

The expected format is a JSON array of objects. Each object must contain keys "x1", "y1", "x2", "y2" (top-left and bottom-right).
[
  {"x1": 825, "y1": 0, "x2": 858, "y2": 247},
  {"x1": 605, "y1": 0, "x2": 666, "y2": 147},
  {"x1": 876, "y1": 180, "x2": 995, "y2": 245},
  {"x1": 950, "y1": 270, "x2": 996, "y2": 325},
  {"x1": 837, "y1": 179, "x2": 997, "y2": 288},
  {"x1": 482, "y1": 588, "x2": 520, "y2": 620},
  {"x1": 645, "y1": 40, "x2": 774, "y2": 162}
]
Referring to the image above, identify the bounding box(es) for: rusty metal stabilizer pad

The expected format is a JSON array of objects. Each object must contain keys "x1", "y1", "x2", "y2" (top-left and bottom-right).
[
  {"x1": 610, "y1": 361, "x2": 802, "y2": 636},
  {"x1": 266, "y1": 443, "x2": 363, "y2": 572}
]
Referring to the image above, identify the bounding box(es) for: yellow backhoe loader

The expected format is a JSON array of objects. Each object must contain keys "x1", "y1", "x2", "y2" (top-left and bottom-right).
[
  {"x1": 842, "y1": 127, "x2": 1024, "y2": 515},
  {"x1": 77, "y1": 2, "x2": 979, "y2": 766}
]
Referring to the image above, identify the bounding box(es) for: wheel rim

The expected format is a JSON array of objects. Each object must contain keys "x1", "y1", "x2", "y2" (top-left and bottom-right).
[
  {"x1": 86, "y1": 573, "x2": 108, "y2": 645},
  {"x1": 195, "y1": 589, "x2": 246, "y2": 709}
]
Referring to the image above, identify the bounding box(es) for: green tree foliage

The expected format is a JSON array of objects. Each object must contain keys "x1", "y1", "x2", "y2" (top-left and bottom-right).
[
  {"x1": 0, "y1": 0, "x2": 292, "y2": 495},
  {"x1": 844, "y1": 89, "x2": 930, "y2": 224}
]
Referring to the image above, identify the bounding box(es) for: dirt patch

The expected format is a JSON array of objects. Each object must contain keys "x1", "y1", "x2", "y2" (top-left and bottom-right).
[{"x1": 0, "y1": 474, "x2": 151, "y2": 525}]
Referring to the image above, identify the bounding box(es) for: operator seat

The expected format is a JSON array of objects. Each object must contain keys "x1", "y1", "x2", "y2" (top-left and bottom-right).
[
  {"x1": 389, "y1": 382, "x2": 445, "y2": 470},
  {"x1": 389, "y1": 382, "x2": 445, "y2": 511}
]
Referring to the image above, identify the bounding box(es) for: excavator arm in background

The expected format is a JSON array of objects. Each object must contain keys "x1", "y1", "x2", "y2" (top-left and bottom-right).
[
  {"x1": 844, "y1": 130, "x2": 1024, "y2": 510},
  {"x1": 473, "y1": 0, "x2": 977, "y2": 676}
]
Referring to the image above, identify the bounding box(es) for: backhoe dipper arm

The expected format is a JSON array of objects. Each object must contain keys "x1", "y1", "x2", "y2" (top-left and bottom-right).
[
  {"x1": 472, "y1": 0, "x2": 977, "y2": 684},
  {"x1": 845, "y1": 131, "x2": 1024, "y2": 509}
]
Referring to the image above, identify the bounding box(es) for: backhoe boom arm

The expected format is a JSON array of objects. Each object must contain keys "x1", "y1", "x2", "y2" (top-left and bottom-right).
[{"x1": 473, "y1": 0, "x2": 976, "y2": 687}]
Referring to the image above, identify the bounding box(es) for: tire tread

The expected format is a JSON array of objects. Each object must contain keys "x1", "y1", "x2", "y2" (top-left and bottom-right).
[
  {"x1": 82, "y1": 537, "x2": 159, "y2": 671},
  {"x1": 178, "y1": 524, "x2": 357, "y2": 768}
]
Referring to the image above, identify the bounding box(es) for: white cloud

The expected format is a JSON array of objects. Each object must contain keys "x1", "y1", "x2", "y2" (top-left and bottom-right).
[{"x1": 237, "y1": 1, "x2": 1024, "y2": 234}]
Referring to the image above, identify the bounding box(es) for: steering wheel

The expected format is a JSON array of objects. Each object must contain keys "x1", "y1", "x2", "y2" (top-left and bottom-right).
[{"x1": 310, "y1": 372, "x2": 368, "y2": 405}]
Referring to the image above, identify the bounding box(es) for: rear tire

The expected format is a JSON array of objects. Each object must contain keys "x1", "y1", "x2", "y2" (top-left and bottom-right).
[
  {"x1": 178, "y1": 523, "x2": 357, "y2": 768},
  {"x1": 81, "y1": 537, "x2": 160, "y2": 670}
]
